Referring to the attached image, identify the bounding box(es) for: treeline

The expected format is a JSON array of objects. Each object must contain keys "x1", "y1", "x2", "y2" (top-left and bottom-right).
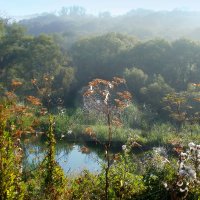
[
  {"x1": 19, "y1": 7, "x2": 200, "y2": 42},
  {"x1": 1, "y1": 18, "x2": 200, "y2": 120}
]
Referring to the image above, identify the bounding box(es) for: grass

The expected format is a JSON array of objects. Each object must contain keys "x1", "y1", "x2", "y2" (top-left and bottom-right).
[{"x1": 36, "y1": 107, "x2": 200, "y2": 151}]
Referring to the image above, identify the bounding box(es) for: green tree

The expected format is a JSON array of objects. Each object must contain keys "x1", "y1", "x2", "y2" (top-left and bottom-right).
[
  {"x1": 140, "y1": 74, "x2": 174, "y2": 111},
  {"x1": 124, "y1": 67, "x2": 148, "y2": 97}
]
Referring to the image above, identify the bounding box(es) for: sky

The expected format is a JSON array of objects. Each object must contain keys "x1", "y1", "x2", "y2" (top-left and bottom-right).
[{"x1": 1, "y1": 0, "x2": 200, "y2": 18}]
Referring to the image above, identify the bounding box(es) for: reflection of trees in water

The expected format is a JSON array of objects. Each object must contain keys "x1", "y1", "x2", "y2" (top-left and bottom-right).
[{"x1": 23, "y1": 138, "x2": 103, "y2": 165}]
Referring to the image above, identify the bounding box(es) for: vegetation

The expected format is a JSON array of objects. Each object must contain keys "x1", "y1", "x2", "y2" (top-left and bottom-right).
[{"x1": 0, "y1": 12, "x2": 200, "y2": 199}]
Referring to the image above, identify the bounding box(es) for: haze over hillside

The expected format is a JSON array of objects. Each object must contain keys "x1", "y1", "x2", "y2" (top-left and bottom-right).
[{"x1": 18, "y1": 7, "x2": 200, "y2": 42}]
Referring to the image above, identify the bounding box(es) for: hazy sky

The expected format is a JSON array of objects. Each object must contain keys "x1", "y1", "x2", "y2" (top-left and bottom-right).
[{"x1": 1, "y1": 0, "x2": 200, "y2": 17}]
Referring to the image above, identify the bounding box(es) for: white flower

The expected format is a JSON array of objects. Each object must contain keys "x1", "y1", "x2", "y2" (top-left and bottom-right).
[
  {"x1": 177, "y1": 181, "x2": 183, "y2": 187},
  {"x1": 188, "y1": 142, "x2": 195, "y2": 148},
  {"x1": 179, "y1": 166, "x2": 197, "y2": 180},
  {"x1": 163, "y1": 182, "x2": 168, "y2": 189},
  {"x1": 180, "y1": 152, "x2": 188, "y2": 161},
  {"x1": 188, "y1": 142, "x2": 196, "y2": 152},
  {"x1": 153, "y1": 147, "x2": 167, "y2": 157},
  {"x1": 187, "y1": 168, "x2": 196, "y2": 179},
  {"x1": 122, "y1": 145, "x2": 127, "y2": 151},
  {"x1": 67, "y1": 130, "x2": 72, "y2": 135},
  {"x1": 180, "y1": 187, "x2": 188, "y2": 193},
  {"x1": 108, "y1": 82, "x2": 113, "y2": 89},
  {"x1": 179, "y1": 169, "x2": 187, "y2": 176},
  {"x1": 96, "y1": 100, "x2": 100, "y2": 104}
]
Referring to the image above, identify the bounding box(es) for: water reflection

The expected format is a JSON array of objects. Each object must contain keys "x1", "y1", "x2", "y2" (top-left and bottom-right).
[
  {"x1": 57, "y1": 145, "x2": 102, "y2": 173},
  {"x1": 25, "y1": 142, "x2": 103, "y2": 174}
]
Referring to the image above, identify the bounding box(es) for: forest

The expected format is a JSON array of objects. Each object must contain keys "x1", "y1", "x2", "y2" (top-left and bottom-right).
[{"x1": 0, "y1": 8, "x2": 200, "y2": 200}]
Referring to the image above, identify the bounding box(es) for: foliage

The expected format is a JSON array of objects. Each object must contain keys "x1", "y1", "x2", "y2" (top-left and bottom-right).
[
  {"x1": 0, "y1": 102, "x2": 26, "y2": 200},
  {"x1": 40, "y1": 116, "x2": 67, "y2": 199}
]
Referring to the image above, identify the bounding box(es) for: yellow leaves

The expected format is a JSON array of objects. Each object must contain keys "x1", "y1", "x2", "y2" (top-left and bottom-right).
[
  {"x1": 163, "y1": 93, "x2": 186, "y2": 104},
  {"x1": 120, "y1": 180, "x2": 124, "y2": 187},
  {"x1": 26, "y1": 96, "x2": 42, "y2": 106}
]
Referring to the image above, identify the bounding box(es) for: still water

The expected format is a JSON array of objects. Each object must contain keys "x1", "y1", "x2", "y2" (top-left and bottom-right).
[{"x1": 25, "y1": 141, "x2": 103, "y2": 174}]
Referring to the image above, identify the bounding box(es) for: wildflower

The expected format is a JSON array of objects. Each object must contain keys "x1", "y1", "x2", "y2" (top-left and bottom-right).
[
  {"x1": 108, "y1": 82, "x2": 113, "y2": 89},
  {"x1": 187, "y1": 168, "x2": 196, "y2": 180},
  {"x1": 105, "y1": 150, "x2": 108, "y2": 156},
  {"x1": 96, "y1": 100, "x2": 100, "y2": 104},
  {"x1": 177, "y1": 181, "x2": 183, "y2": 187},
  {"x1": 179, "y1": 166, "x2": 196, "y2": 180},
  {"x1": 179, "y1": 169, "x2": 187, "y2": 177},
  {"x1": 11, "y1": 124, "x2": 16, "y2": 131},
  {"x1": 122, "y1": 145, "x2": 127, "y2": 151},
  {"x1": 67, "y1": 130, "x2": 72, "y2": 135},
  {"x1": 163, "y1": 182, "x2": 168, "y2": 189},
  {"x1": 180, "y1": 152, "x2": 188, "y2": 161},
  {"x1": 179, "y1": 161, "x2": 185, "y2": 169},
  {"x1": 153, "y1": 147, "x2": 167, "y2": 157},
  {"x1": 188, "y1": 142, "x2": 196, "y2": 152},
  {"x1": 179, "y1": 187, "x2": 188, "y2": 193}
]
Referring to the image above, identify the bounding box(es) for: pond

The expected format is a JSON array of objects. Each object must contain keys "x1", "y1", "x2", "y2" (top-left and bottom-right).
[{"x1": 24, "y1": 140, "x2": 105, "y2": 174}]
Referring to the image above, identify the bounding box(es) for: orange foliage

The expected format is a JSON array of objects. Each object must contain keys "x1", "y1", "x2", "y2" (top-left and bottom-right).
[
  {"x1": 11, "y1": 80, "x2": 23, "y2": 88},
  {"x1": 84, "y1": 127, "x2": 96, "y2": 138},
  {"x1": 26, "y1": 96, "x2": 42, "y2": 106},
  {"x1": 80, "y1": 146, "x2": 90, "y2": 154}
]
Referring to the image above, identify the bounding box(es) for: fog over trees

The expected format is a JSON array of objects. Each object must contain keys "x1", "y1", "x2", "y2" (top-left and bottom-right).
[{"x1": 1, "y1": 7, "x2": 200, "y2": 114}]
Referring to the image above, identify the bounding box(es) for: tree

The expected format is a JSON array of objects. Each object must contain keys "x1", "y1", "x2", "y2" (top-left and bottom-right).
[
  {"x1": 71, "y1": 33, "x2": 137, "y2": 87},
  {"x1": 124, "y1": 67, "x2": 148, "y2": 97},
  {"x1": 140, "y1": 74, "x2": 174, "y2": 111}
]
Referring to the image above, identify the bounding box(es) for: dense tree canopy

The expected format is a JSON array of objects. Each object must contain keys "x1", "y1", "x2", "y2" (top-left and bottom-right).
[
  {"x1": 0, "y1": 19, "x2": 75, "y2": 105},
  {"x1": 1, "y1": 16, "x2": 200, "y2": 116}
]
